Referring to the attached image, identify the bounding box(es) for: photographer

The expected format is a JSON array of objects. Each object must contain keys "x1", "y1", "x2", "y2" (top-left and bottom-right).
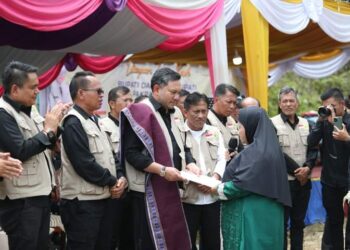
[{"x1": 308, "y1": 88, "x2": 350, "y2": 250}]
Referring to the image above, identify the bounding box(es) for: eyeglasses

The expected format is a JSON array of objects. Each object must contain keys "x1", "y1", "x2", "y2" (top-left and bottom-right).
[{"x1": 82, "y1": 88, "x2": 104, "y2": 95}]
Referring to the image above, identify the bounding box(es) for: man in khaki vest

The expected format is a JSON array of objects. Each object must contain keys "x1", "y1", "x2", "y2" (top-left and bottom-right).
[
  {"x1": 60, "y1": 71, "x2": 127, "y2": 250},
  {"x1": 271, "y1": 87, "x2": 317, "y2": 250},
  {"x1": 99, "y1": 86, "x2": 133, "y2": 250},
  {"x1": 207, "y1": 83, "x2": 240, "y2": 159},
  {"x1": 100, "y1": 86, "x2": 133, "y2": 153},
  {"x1": 120, "y1": 68, "x2": 191, "y2": 250},
  {"x1": 178, "y1": 92, "x2": 226, "y2": 250},
  {"x1": 0, "y1": 61, "x2": 69, "y2": 250}
]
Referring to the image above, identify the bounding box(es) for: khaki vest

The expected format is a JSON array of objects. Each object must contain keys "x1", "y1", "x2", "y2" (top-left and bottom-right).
[
  {"x1": 125, "y1": 99, "x2": 185, "y2": 193},
  {"x1": 99, "y1": 116, "x2": 120, "y2": 154},
  {"x1": 0, "y1": 98, "x2": 54, "y2": 200},
  {"x1": 207, "y1": 110, "x2": 239, "y2": 148},
  {"x1": 60, "y1": 109, "x2": 116, "y2": 200},
  {"x1": 180, "y1": 125, "x2": 221, "y2": 204},
  {"x1": 271, "y1": 114, "x2": 309, "y2": 180}
]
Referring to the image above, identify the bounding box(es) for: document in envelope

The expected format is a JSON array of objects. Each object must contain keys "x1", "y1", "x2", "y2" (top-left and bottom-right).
[{"x1": 180, "y1": 171, "x2": 221, "y2": 188}]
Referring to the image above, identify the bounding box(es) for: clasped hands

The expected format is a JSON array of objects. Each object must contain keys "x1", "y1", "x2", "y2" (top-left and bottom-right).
[
  {"x1": 110, "y1": 177, "x2": 128, "y2": 199},
  {"x1": 294, "y1": 166, "x2": 310, "y2": 186}
]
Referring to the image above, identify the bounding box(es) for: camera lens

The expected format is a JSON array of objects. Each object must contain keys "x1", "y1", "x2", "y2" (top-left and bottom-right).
[{"x1": 318, "y1": 107, "x2": 332, "y2": 117}]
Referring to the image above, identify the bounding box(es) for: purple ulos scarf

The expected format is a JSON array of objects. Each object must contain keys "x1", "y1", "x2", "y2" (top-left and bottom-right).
[{"x1": 120, "y1": 103, "x2": 191, "y2": 250}]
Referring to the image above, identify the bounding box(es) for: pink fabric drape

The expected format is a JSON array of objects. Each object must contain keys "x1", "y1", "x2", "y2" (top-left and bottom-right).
[
  {"x1": 0, "y1": 54, "x2": 125, "y2": 95},
  {"x1": 38, "y1": 60, "x2": 65, "y2": 90},
  {"x1": 0, "y1": 0, "x2": 103, "y2": 31},
  {"x1": 157, "y1": 36, "x2": 201, "y2": 51},
  {"x1": 127, "y1": 0, "x2": 224, "y2": 38},
  {"x1": 73, "y1": 54, "x2": 125, "y2": 74}
]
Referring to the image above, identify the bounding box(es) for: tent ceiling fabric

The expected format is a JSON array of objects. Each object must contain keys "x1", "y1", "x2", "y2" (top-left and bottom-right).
[
  {"x1": 0, "y1": 46, "x2": 64, "y2": 75},
  {"x1": 0, "y1": 7, "x2": 167, "y2": 75},
  {"x1": 130, "y1": 21, "x2": 349, "y2": 67},
  {"x1": 56, "y1": 7, "x2": 166, "y2": 55}
]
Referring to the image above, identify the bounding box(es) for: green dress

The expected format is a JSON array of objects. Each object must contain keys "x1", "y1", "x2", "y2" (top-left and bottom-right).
[{"x1": 219, "y1": 181, "x2": 284, "y2": 250}]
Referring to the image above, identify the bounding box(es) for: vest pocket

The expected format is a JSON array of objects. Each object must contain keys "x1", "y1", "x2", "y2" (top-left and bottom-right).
[
  {"x1": 133, "y1": 169, "x2": 146, "y2": 185},
  {"x1": 277, "y1": 131, "x2": 290, "y2": 147},
  {"x1": 86, "y1": 132, "x2": 104, "y2": 153},
  {"x1": 12, "y1": 159, "x2": 40, "y2": 186},
  {"x1": 299, "y1": 131, "x2": 309, "y2": 145},
  {"x1": 207, "y1": 140, "x2": 219, "y2": 160},
  {"x1": 81, "y1": 182, "x2": 105, "y2": 195}
]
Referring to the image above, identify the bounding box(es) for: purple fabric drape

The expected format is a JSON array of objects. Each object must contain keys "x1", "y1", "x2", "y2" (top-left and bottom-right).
[
  {"x1": 105, "y1": 0, "x2": 127, "y2": 12},
  {"x1": 0, "y1": 2, "x2": 116, "y2": 50},
  {"x1": 120, "y1": 103, "x2": 191, "y2": 250}
]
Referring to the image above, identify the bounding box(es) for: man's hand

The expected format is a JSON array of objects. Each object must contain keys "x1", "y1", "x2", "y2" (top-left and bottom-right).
[
  {"x1": 197, "y1": 184, "x2": 212, "y2": 194},
  {"x1": 110, "y1": 177, "x2": 128, "y2": 199},
  {"x1": 0, "y1": 153, "x2": 22, "y2": 179},
  {"x1": 210, "y1": 184, "x2": 220, "y2": 195},
  {"x1": 44, "y1": 103, "x2": 71, "y2": 133},
  {"x1": 185, "y1": 163, "x2": 201, "y2": 176},
  {"x1": 197, "y1": 174, "x2": 221, "y2": 194},
  {"x1": 294, "y1": 167, "x2": 310, "y2": 186},
  {"x1": 212, "y1": 173, "x2": 221, "y2": 181},
  {"x1": 343, "y1": 191, "x2": 350, "y2": 207},
  {"x1": 163, "y1": 167, "x2": 184, "y2": 182},
  {"x1": 333, "y1": 124, "x2": 350, "y2": 142},
  {"x1": 51, "y1": 185, "x2": 60, "y2": 203}
]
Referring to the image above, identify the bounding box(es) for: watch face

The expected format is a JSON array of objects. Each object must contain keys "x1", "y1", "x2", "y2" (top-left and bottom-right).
[{"x1": 47, "y1": 131, "x2": 57, "y2": 143}]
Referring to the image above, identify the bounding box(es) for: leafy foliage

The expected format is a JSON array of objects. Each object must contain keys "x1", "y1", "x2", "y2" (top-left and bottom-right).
[{"x1": 268, "y1": 63, "x2": 350, "y2": 117}]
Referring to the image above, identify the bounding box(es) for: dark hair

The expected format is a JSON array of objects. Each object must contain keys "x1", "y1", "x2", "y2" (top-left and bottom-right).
[
  {"x1": 108, "y1": 86, "x2": 130, "y2": 102},
  {"x1": 150, "y1": 67, "x2": 181, "y2": 91},
  {"x1": 134, "y1": 95, "x2": 148, "y2": 103},
  {"x1": 214, "y1": 83, "x2": 240, "y2": 97},
  {"x1": 320, "y1": 88, "x2": 344, "y2": 101},
  {"x1": 278, "y1": 86, "x2": 298, "y2": 101},
  {"x1": 2, "y1": 61, "x2": 38, "y2": 94},
  {"x1": 184, "y1": 92, "x2": 209, "y2": 111},
  {"x1": 69, "y1": 71, "x2": 95, "y2": 100},
  {"x1": 179, "y1": 89, "x2": 190, "y2": 97},
  {"x1": 345, "y1": 95, "x2": 350, "y2": 109}
]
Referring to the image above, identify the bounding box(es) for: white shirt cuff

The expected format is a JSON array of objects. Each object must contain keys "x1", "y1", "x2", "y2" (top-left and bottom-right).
[{"x1": 217, "y1": 183, "x2": 228, "y2": 200}]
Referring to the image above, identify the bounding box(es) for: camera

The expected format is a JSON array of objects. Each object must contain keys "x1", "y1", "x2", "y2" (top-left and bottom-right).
[{"x1": 318, "y1": 106, "x2": 332, "y2": 118}]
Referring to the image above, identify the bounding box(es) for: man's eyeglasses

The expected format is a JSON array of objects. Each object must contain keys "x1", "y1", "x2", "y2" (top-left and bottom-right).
[{"x1": 82, "y1": 88, "x2": 104, "y2": 95}]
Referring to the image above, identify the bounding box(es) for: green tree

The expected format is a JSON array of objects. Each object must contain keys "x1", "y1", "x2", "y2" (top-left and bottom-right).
[{"x1": 268, "y1": 64, "x2": 350, "y2": 117}]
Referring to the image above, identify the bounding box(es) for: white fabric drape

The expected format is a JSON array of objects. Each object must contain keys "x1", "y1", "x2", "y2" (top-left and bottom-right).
[
  {"x1": 268, "y1": 49, "x2": 350, "y2": 86},
  {"x1": 250, "y1": 0, "x2": 350, "y2": 42},
  {"x1": 224, "y1": 0, "x2": 241, "y2": 25},
  {"x1": 210, "y1": 12, "x2": 230, "y2": 86},
  {"x1": 250, "y1": 0, "x2": 311, "y2": 34},
  {"x1": 318, "y1": 8, "x2": 350, "y2": 43},
  {"x1": 143, "y1": 0, "x2": 217, "y2": 9}
]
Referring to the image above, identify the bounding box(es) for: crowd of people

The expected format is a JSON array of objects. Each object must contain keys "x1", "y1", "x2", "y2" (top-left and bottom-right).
[{"x1": 0, "y1": 61, "x2": 349, "y2": 250}]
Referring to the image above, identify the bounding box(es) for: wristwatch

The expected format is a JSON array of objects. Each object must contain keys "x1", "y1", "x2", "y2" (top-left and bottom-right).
[
  {"x1": 159, "y1": 166, "x2": 166, "y2": 177},
  {"x1": 44, "y1": 130, "x2": 57, "y2": 144}
]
